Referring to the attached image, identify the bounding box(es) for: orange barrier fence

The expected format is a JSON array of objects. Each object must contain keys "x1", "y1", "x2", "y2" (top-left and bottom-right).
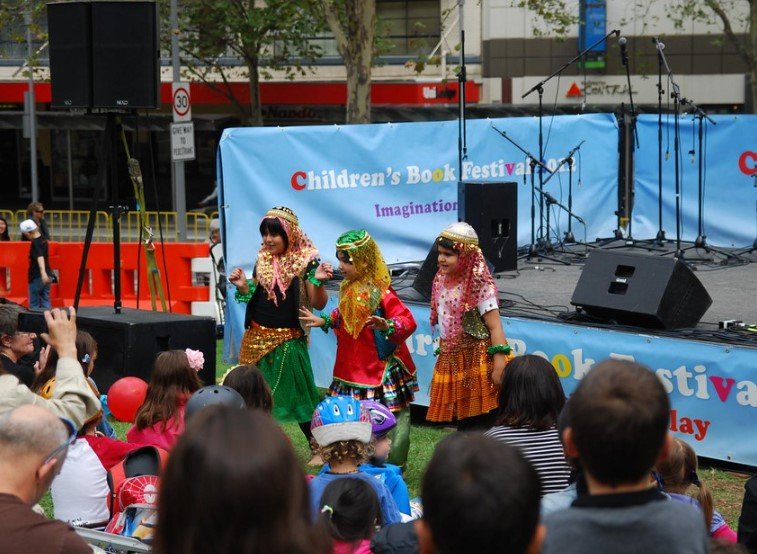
[{"x1": 0, "y1": 242, "x2": 210, "y2": 314}]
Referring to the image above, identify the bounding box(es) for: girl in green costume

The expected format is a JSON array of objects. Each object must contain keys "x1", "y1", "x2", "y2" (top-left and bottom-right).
[{"x1": 229, "y1": 206, "x2": 332, "y2": 464}]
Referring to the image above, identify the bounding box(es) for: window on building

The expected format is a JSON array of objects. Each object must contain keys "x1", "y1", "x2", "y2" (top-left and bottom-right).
[
  {"x1": 378, "y1": 0, "x2": 440, "y2": 57},
  {"x1": 0, "y1": 18, "x2": 47, "y2": 63},
  {"x1": 273, "y1": 0, "x2": 441, "y2": 62}
]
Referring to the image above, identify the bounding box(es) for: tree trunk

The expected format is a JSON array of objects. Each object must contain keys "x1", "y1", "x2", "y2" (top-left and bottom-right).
[
  {"x1": 345, "y1": 53, "x2": 372, "y2": 123},
  {"x1": 247, "y1": 57, "x2": 264, "y2": 126},
  {"x1": 705, "y1": 0, "x2": 756, "y2": 112},
  {"x1": 322, "y1": 0, "x2": 375, "y2": 124}
]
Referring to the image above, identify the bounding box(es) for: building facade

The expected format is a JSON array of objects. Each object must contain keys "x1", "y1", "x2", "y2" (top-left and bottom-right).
[{"x1": 0, "y1": 0, "x2": 749, "y2": 211}]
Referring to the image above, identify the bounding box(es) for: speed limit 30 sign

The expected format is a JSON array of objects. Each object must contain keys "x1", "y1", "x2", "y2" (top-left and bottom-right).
[{"x1": 172, "y1": 82, "x2": 192, "y2": 123}]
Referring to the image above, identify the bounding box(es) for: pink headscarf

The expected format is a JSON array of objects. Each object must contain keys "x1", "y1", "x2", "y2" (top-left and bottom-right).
[{"x1": 430, "y1": 222, "x2": 497, "y2": 343}]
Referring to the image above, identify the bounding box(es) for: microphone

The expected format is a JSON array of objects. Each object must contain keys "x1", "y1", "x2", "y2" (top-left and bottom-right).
[{"x1": 619, "y1": 36, "x2": 628, "y2": 66}]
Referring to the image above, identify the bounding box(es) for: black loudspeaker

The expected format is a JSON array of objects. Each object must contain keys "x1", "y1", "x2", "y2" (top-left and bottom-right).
[
  {"x1": 47, "y1": 1, "x2": 159, "y2": 110},
  {"x1": 459, "y1": 181, "x2": 517, "y2": 272},
  {"x1": 48, "y1": 2, "x2": 92, "y2": 108},
  {"x1": 570, "y1": 250, "x2": 712, "y2": 329},
  {"x1": 411, "y1": 243, "x2": 439, "y2": 300},
  {"x1": 91, "y1": 2, "x2": 160, "y2": 109},
  {"x1": 76, "y1": 307, "x2": 216, "y2": 392}
]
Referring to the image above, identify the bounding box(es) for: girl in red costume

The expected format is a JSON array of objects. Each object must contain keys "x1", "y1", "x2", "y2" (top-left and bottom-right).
[{"x1": 300, "y1": 230, "x2": 417, "y2": 467}]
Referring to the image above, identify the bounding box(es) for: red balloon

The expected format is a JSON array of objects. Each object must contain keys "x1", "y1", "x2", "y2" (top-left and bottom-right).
[{"x1": 108, "y1": 377, "x2": 148, "y2": 423}]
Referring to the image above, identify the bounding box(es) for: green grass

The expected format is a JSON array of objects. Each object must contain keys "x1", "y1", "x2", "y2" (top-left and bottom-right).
[{"x1": 40, "y1": 339, "x2": 750, "y2": 528}]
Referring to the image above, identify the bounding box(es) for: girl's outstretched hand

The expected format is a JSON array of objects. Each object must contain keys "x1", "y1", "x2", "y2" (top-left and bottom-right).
[
  {"x1": 299, "y1": 307, "x2": 326, "y2": 328},
  {"x1": 366, "y1": 315, "x2": 389, "y2": 331},
  {"x1": 229, "y1": 267, "x2": 248, "y2": 293},
  {"x1": 315, "y1": 262, "x2": 333, "y2": 282}
]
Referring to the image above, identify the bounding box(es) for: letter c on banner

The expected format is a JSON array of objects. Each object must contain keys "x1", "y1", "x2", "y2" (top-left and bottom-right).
[
  {"x1": 291, "y1": 171, "x2": 307, "y2": 190},
  {"x1": 738, "y1": 151, "x2": 757, "y2": 176}
]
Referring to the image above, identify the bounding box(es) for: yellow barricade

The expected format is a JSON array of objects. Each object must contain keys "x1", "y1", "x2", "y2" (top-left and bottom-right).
[{"x1": 3, "y1": 209, "x2": 212, "y2": 242}]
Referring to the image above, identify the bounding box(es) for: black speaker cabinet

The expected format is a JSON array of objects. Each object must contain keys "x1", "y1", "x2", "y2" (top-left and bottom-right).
[
  {"x1": 91, "y1": 1, "x2": 160, "y2": 109},
  {"x1": 47, "y1": 1, "x2": 160, "y2": 110},
  {"x1": 570, "y1": 250, "x2": 712, "y2": 329},
  {"x1": 458, "y1": 181, "x2": 517, "y2": 272},
  {"x1": 411, "y1": 242, "x2": 439, "y2": 300},
  {"x1": 76, "y1": 307, "x2": 216, "y2": 392},
  {"x1": 48, "y1": 2, "x2": 92, "y2": 108}
]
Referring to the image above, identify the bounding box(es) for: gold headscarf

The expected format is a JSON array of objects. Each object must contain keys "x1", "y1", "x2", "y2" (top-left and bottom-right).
[
  {"x1": 256, "y1": 206, "x2": 318, "y2": 305},
  {"x1": 336, "y1": 230, "x2": 391, "y2": 338}
]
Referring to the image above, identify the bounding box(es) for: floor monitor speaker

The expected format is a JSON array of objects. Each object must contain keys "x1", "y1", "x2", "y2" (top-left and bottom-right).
[
  {"x1": 411, "y1": 243, "x2": 439, "y2": 301},
  {"x1": 76, "y1": 307, "x2": 216, "y2": 392},
  {"x1": 571, "y1": 250, "x2": 712, "y2": 329}
]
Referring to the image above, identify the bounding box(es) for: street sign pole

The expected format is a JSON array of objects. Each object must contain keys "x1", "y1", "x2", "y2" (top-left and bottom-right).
[{"x1": 170, "y1": 0, "x2": 187, "y2": 240}]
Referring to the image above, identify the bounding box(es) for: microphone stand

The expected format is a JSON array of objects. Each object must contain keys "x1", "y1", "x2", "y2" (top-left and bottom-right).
[
  {"x1": 653, "y1": 38, "x2": 667, "y2": 245},
  {"x1": 655, "y1": 42, "x2": 688, "y2": 260},
  {"x1": 521, "y1": 28, "x2": 619, "y2": 249},
  {"x1": 542, "y1": 140, "x2": 591, "y2": 251},
  {"x1": 456, "y1": 0, "x2": 468, "y2": 222},
  {"x1": 492, "y1": 125, "x2": 573, "y2": 265},
  {"x1": 678, "y1": 100, "x2": 741, "y2": 263}
]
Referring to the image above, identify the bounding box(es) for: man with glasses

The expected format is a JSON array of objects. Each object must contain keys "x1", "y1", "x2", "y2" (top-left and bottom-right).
[
  {"x1": 0, "y1": 307, "x2": 101, "y2": 431},
  {"x1": 25, "y1": 201, "x2": 51, "y2": 241},
  {"x1": 0, "y1": 404, "x2": 91, "y2": 553},
  {"x1": 0, "y1": 303, "x2": 37, "y2": 387}
]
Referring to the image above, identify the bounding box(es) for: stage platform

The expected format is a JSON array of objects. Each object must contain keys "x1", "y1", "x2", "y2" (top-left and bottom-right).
[
  {"x1": 309, "y1": 243, "x2": 757, "y2": 467},
  {"x1": 388, "y1": 243, "x2": 757, "y2": 344},
  {"x1": 495, "y1": 246, "x2": 756, "y2": 340}
]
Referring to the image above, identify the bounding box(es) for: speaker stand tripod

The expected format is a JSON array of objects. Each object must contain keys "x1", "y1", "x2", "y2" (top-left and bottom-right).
[
  {"x1": 736, "y1": 174, "x2": 757, "y2": 254},
  {"x1": 678, "y1": 104, "x2": 743, "y2": 265}
]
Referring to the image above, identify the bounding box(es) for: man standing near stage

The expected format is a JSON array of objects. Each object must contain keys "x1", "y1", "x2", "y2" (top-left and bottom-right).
[{"x1": 20, "y1": 219, "x2": 52, "y2": 310}]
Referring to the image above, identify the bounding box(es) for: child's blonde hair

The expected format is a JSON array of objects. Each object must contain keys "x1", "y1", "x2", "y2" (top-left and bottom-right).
[
  {"x1": 658, "y1": 437, "x2": 713, "y2": 528},
  {"x1": 317, "y1": 439, "x2": 373, "y2": 465}
]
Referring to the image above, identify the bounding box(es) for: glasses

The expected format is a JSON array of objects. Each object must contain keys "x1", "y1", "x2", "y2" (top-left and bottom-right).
[
  {"x1": 34, "y1": 210, "x2": 44, "y2": 214},
  {"x1": 42, "y1": 418, "x2": 77, "y2": 465}
]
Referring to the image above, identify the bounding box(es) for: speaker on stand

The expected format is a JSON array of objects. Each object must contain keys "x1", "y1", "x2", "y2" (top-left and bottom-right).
[
  {"x1": 48, "y1": 1, "x2": 160, "y2": 110},
  {"x1": 47, "y1": 2, "x2": 92, "y2": 108}
]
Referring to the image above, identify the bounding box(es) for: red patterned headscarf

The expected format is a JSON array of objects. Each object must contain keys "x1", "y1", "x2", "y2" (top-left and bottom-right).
[
  {"x1": 430, "y1": 222, "x2": 497, "y2": 342},
  {"x1": 256, "y1": 206, "x2": 318, "y2": 305}
]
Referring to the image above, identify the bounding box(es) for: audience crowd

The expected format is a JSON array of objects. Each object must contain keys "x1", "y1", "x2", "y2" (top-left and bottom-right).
[{"x1": 1, "y1": 303, "x2": 757, "y2": 553}]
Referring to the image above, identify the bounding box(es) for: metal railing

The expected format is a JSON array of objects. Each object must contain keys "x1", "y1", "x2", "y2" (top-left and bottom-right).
[{"x1": 3, "y1": 209, "x2": 217, "y2": 242}]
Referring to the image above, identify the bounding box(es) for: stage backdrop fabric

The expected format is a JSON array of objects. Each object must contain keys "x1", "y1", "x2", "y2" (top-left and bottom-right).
[
  {"x1": 218, "y1": 113, "x2": 620, "y2": 266},
  {"x1": 634, "y1": 114, "x2": 756, "y2": 247},
  {"x1": 218, "y1": 114, "x2": 620, "y2": 361}
]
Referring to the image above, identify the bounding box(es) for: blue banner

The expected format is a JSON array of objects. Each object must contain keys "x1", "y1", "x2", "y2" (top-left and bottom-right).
[
  {"x1": 307, "y1": 294, "x2": 757, "y2": 466},
  {"x1": 219, "y1": 114, "x2": 620, "y2": 365},
  {"x1": 217, "y1": 114, "x2": 620, "y2": 270},
  {"x1": 634, "y1": 114, "x2": 756, "y2": 247}
]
